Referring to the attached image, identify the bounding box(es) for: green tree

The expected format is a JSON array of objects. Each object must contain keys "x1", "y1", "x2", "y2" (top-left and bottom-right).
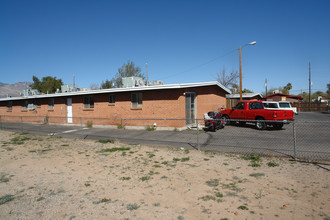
[
  {"x1": 110, "y1": 61, "x2": 144, "y2": 88},
  {"x1": 311, "y1": 91, "x2": 326, "y2": 101},
  {"x1": 282, "y1": 83, "x2": 292, "y2": 94},
  {"x1": 327, "y1": 83, "x2": 330, "y2": 98},
  {"x1": 100, "y1": 79, "x2": 114, "y2": 89},
  {"x1": 30, "y1": 76, "x2": 63, "y2": 94},
  {"x1": 242, "y1": 88, "x2": 254, "y2": 93}
]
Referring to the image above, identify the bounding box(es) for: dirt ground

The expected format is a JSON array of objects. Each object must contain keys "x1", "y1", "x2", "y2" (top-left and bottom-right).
[{"x1": 0, "y1": 130, "x2": 329, "y2": 220}]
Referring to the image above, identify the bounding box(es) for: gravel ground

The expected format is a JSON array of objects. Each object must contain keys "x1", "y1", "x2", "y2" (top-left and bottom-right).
[{"x1": 0, "y1": 130, "x2": 329, "y2": 220}]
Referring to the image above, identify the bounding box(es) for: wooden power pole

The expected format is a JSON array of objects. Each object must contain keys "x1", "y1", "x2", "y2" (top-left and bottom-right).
[{"x1": 309, "y1": 62, "x2": 311, "y2": 111}]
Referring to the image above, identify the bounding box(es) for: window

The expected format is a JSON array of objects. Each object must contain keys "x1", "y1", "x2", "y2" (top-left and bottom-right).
[
  {"x1": 22, "y1": 100, "x2": 28, "y2": 110},
  {"x1": 48, "y1": 98, "x2": 54, "y2": 110},
  {"x1": 235, "y1": 102, "x2": 245, "y2": 110},
  {"x1": 84, "y1": 96, "x2": 94, "y2": 109},
  {"x1": 28, "y1": 99, "x2": 35, "y2": 110},
  {"x1": 7, "y1": 101, "x2": 12, "y2": 111},
  {"x1": 131, "y1": 93, "x2": 142, "y2": 108},
  {"x1": 109, "y1": 94, "x2": 115, "y2": 104},
  {"x1": 249, "y1": 102, "x2": 263, "y2": 110},
  {"x1": 267, "y1": 103, "x2": 279, "y2": 108},
  {"x1": 279, "y1": 102, "x2": 290, "y2": 108}
]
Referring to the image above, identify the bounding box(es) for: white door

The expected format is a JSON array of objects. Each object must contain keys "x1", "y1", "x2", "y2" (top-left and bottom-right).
[{"x1": 67, "y1": 98, "x2": 72, "y2": 124}]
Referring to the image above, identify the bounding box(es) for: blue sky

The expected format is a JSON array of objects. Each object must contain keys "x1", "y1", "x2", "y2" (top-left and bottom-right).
[{"x1": 1, "y1": 0, "x2": 329, "y2": 94}]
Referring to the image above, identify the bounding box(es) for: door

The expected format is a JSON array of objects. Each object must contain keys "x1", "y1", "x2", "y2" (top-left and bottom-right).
[
  {"x1": 67, "y1": 98, "x2": 72, "y2": 124},
  {"x1": 230, "y1": 102, "x2": 245, "y2": 120},
  {"x1": 185, "y1": 92, "x2": 196, "y2": 125}
]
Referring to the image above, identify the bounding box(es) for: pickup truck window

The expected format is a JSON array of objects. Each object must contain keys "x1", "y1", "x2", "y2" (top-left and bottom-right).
[
  {"x1": 279, "y1": 102, "x2": 291, "y2": 108},
  {"x1": 249, "y1": 102, "x2": 263, "y2": 110},
  {"x1": 265, "y1": 103, "x2": 278, "y2": 108},
  {"x1": 235, "y1": 102, "x2": 245, "y2": 110}
]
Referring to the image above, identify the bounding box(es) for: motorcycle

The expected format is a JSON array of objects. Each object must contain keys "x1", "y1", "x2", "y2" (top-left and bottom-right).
[{"x1": 204, "y1": 110, "x2": 225, "y2": 132}]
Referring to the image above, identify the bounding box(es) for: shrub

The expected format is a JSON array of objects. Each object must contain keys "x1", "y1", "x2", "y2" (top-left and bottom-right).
[
  {"x1": 146, "y1": 126, "x2": 155, "y2": 131},
  {"x1": 117, "y1": 124, "x2": 125, "y2": 129},
  {"x1": 86, "y1": 120, "x2": 93, "y2": 128}
]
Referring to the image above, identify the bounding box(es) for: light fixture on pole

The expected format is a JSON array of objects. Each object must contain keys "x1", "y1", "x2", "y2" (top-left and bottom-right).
[{"x1": 239, "y1": 41, "x2": 256, "y2": 101}]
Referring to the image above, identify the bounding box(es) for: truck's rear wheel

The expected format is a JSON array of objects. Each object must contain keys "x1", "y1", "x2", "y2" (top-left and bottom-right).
[
  {"x1": 273, "y1": 123, "x2": 283, "y2": 129},
  {"x1": 255, "y1": 118, "x2": 266, "y2": 130}
]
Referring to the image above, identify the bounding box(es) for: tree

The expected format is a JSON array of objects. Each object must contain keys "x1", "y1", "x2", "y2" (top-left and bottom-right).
[
  {"x1": 100, "y1": 79, "x2": 114, "y2": 89},
  {"x1": 30, "y1": 75, "x2": 63, "y2": 94},
  {"x1": 242, "y1": 88, "x2": 254, "y2": 93},
  {"x1": 311, "y1": 91, "x2": 326, "y2": 101},
  {"x1": 327, "y1": 83, "x2": 330, "y2": 98},
  {"x1": 110, "y1": 61, "x2": 144, "y2": 88},
  {"x1": 231, "y1": 83, "x2": 239, "y2": 94},
  {"x1": 216, "y1": 67, "x2": 239, "y2": 87},
  {"x1": 89, "y1": 83, "x2": 100, "y2": 90},
  {"x1": 282, "y1": 83, "x2": 292, "y2": 94}
]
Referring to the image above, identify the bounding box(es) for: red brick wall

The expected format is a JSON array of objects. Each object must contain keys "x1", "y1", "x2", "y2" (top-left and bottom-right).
[{"x1": 0, "y1": 85, "x2": 227, "y2": 127}]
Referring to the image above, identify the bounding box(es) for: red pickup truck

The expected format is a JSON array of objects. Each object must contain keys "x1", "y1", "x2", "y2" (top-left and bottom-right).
[{"x1": 221, "y1": 101, "x2": 294, "y2": 130}]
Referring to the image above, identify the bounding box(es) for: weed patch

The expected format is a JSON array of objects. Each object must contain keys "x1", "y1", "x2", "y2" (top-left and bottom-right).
[
  {"x1": 140, "y1": 176, "x2": 150, "y2": 181},
  {"x1": 199, "y1": 195, "x2": 216, "y2": 201},
  {"x1": 126, "y1": 203, "x2": 139, "y2": 210},
  {"x1": 267, "y1": 161, "x2": 279, "y2": 167},
  {"x1": 93, "y1": 198, "x2": 111, "y2": 204},
  {"x1": 173, "y1": 157, "x2": 190, "y2": 162},
  {"x1": 121, "y1": 177, "x2": 131, "y2": 181},
  {"x1": 206, "y1": 179, "x2": 220, "y2": 187},
  {"x1": 249, "y1": 173, "x2": 265, "y2": 178},
  {"x1": 146, "y1": 126, "x2": 155, "y2": 131},
  {"x1": 0, "y1": 174, "x2": 11, "y2": 183},
  {"x1": 98, "y1": 147, "x2": 130, "y2": 153},
  {"x1": 238, "y1": 205, "x2": 249, "y2": 210},
  {"x1": 86, "y1": 121, "x2": 93, "y2": 128},
  {"x1": 0, "y1": 194, "x2": 14, "y2": 205},
  {"x1": 98, "y1": 139, "x2": 115, "y2": 144}
]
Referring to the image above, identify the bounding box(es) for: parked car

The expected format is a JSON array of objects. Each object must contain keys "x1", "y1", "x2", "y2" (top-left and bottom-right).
[
  {"x1": 263, "y1": 101, "x2": 298, "y2": 115},
  {"x1": 221, "y1": 101, "x2": 294, "y2": 130},
  {"x1": 278, "y1": 101, "x2": 298, "y2": 114}
]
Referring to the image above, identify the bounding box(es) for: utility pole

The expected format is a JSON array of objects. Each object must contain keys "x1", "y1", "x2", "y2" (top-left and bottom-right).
[
  {"x1": 265, "y1": 78, "x2": 268, "y2": 98},
  {"x1": 239, "y1": 46, "x2": 242, "y2": 101},
  {"x1": 309, "y1": 62, "x2": 311, "y2": 111}
]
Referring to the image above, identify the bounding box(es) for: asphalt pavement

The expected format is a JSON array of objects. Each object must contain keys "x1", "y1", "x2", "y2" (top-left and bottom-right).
[{"x1": 1, "y1": 112, "x2": 329, "y2": 161}]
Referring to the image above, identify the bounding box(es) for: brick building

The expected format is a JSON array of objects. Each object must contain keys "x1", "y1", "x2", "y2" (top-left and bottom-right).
[{"x1": 0, "y1": 81, "x2": 230, "y2": 128}]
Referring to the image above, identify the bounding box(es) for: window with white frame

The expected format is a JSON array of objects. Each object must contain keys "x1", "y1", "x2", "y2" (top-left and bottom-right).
[
  {"x1": 28, "y1": 99, "x2": 35, "y2": 110},
  {"x1": 48, "y1": 98, "x2": 54, "y2": 110},
  {"x1": 131, "y1": 93, "x2": 142, "y2": 108},
  {"x1": 109, "y1": 94, "x2": 115, "y2": 104},
  {"x1": 83, "y1": 96, "x2": 94, "y2": 109},
  {"x1": 22, "y1": 100, "x2": 28, "y2": 110}
]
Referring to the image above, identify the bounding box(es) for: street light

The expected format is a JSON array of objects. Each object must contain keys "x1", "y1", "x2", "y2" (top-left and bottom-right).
[{"x1": 239, "y1": 41, "x2": 256, "y2": 100}]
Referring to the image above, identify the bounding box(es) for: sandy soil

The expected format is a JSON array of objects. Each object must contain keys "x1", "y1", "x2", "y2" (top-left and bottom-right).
[{"x1": 0, "y1": 130, "x2": 329, "y2": 220}]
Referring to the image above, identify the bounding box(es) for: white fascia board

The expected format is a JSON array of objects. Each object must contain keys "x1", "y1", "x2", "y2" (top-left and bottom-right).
[
  {"x1": 226, "y1": 93, "x2": 263, "y2": 99},
  {"x1": 0, "y1": 81, "x2": 231, "y2": 101}
]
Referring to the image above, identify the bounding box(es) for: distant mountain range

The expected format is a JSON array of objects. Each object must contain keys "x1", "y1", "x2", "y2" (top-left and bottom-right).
[{"x1": 0, "y1": 82, "x2": 32, "y2": 98}]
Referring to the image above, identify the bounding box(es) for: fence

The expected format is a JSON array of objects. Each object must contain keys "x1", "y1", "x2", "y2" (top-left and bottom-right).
[
  {"x1": 292, "y1": 102, "x2": 328, "y2": 112},
  {"x1": 0, "y1": 115, "x2": 329, "y2": 162}
]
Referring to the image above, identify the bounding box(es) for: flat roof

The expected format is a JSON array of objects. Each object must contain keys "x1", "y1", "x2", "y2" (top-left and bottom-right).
[{"x1": 0, "y1": 81, "x2": 231, "y2": 101}]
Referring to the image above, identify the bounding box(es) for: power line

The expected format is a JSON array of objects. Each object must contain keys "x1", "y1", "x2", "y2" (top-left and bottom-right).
[{"x1": 161, "y1": 49, "x2": 237, "y2": 80}]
